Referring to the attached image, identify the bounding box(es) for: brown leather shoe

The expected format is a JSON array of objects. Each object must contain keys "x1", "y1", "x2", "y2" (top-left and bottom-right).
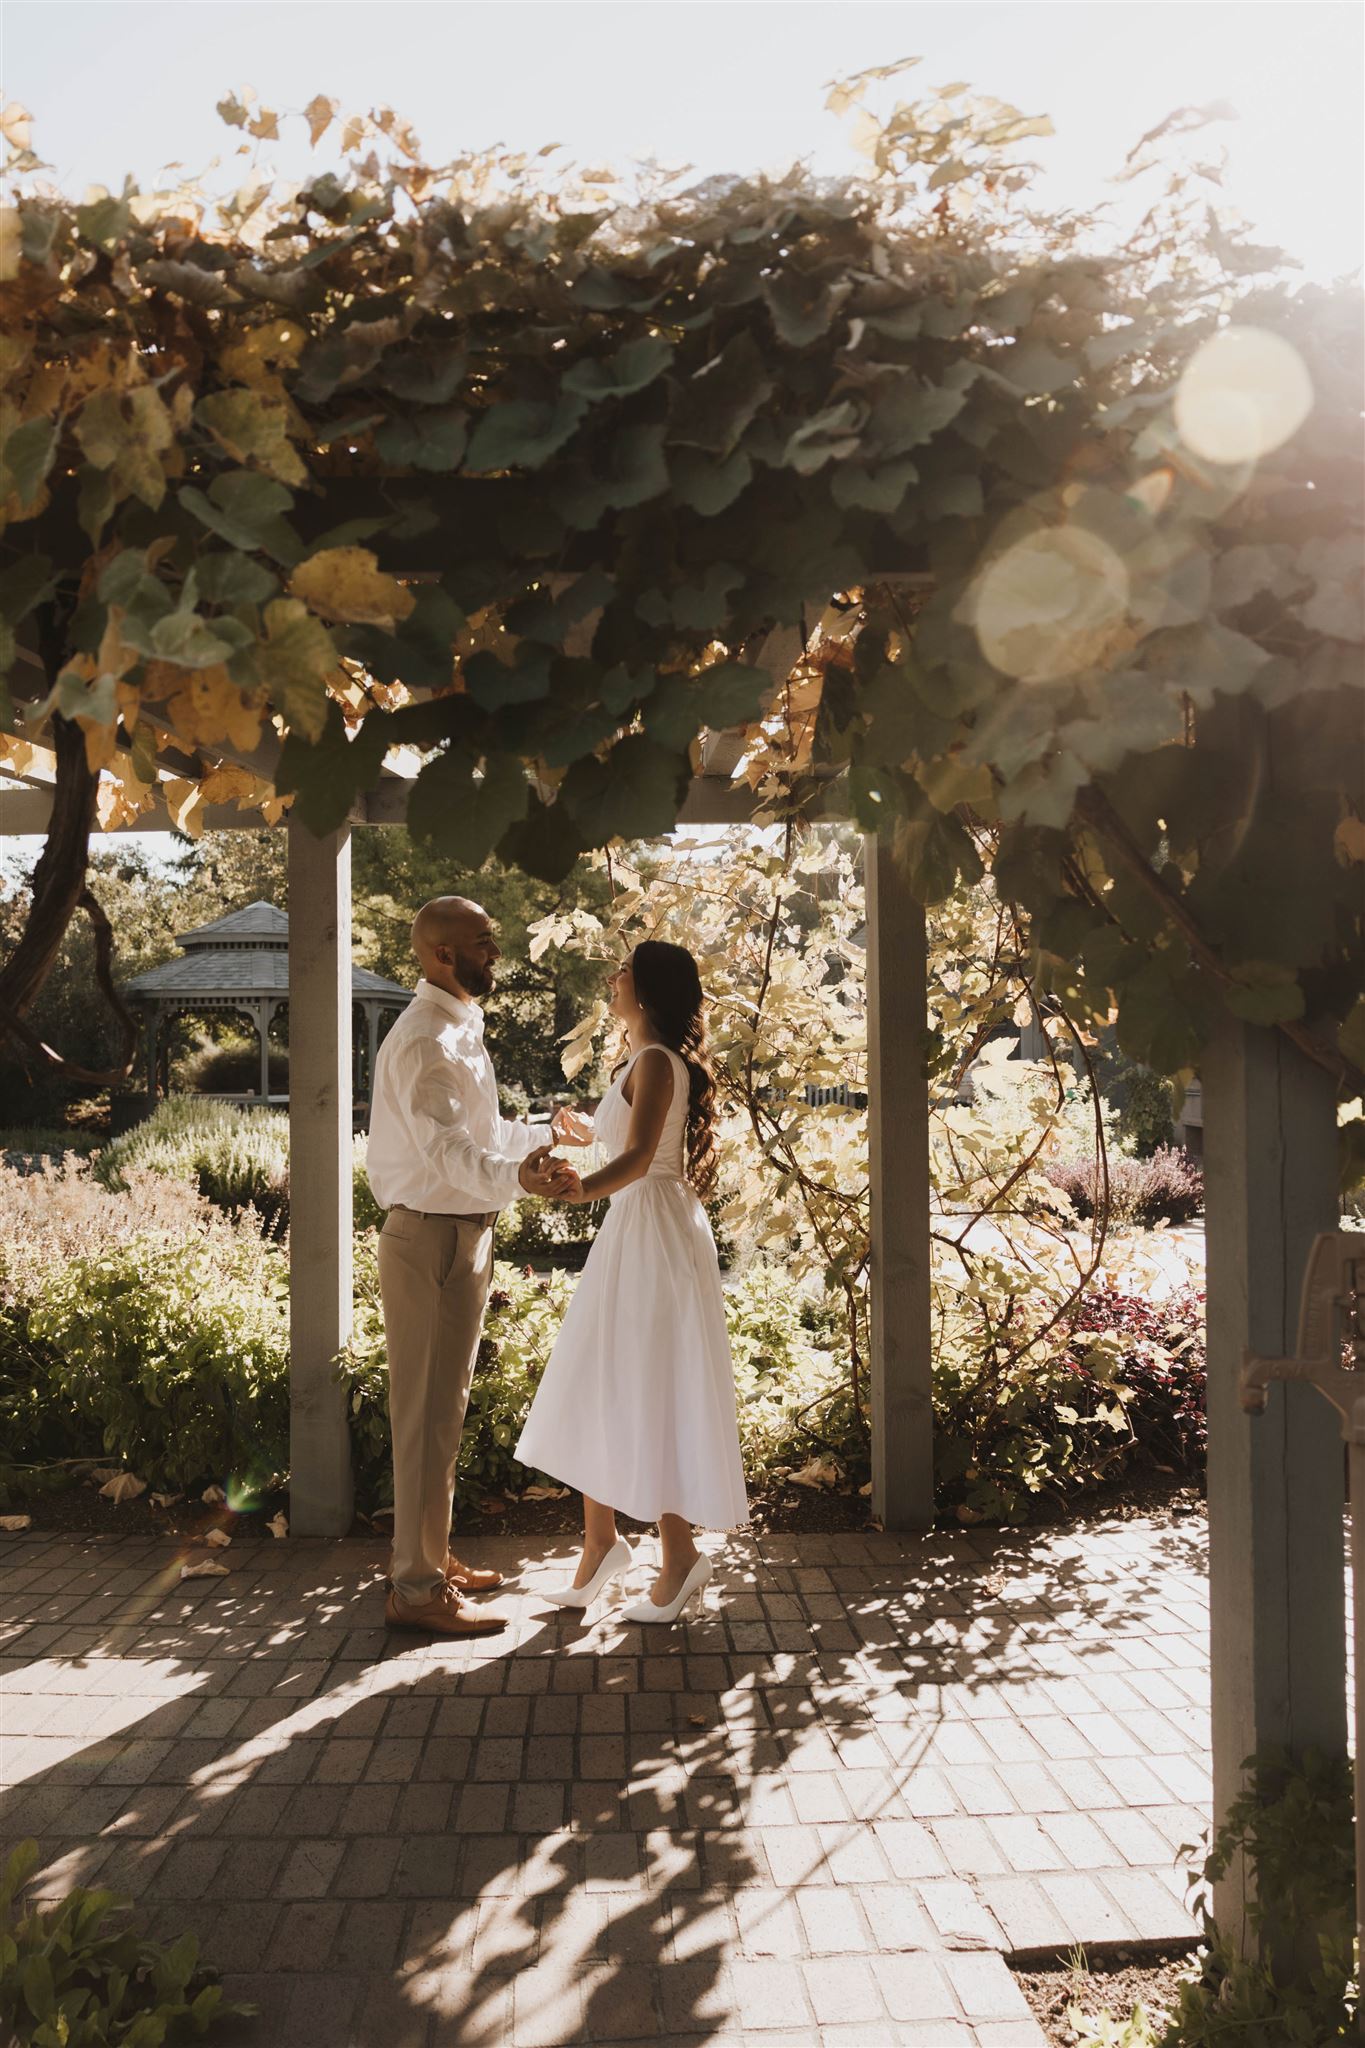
[
  {"x1": 446, "y1": 1552, "x2": 503, "y2": 1592},
  {"x1": 384, "y1": 1582, "x2": 507, "y2": 1636},
  {"x1": 381, "y1": 1551, "x2": 504, "y2": 1594}
]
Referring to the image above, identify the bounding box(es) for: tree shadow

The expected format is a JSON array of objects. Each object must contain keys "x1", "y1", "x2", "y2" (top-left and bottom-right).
[{"x1": 0, "y1": 1514, "x2": 1213, "y2": 2043}]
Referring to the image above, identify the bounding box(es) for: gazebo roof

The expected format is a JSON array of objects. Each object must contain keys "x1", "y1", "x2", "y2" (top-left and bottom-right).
[
  {"x1": 124, "y1": 902, "x2": 412, "y2": 1005},
  {"x1": 177, "y1": 901, "x2": 289, "y2": 950}
]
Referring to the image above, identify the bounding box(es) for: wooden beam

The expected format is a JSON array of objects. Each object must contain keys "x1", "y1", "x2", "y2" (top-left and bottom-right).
[
  {"x1": 865, "y1": 832, "x2": 935, "y2": 1531},
  {"x1": 1, "y1": 773, "x2": 773, "y2": 834},
  {"x1": 1203, "y1": 1015, "x2": 1346, "y2": 1942},
  {"x1": 287, "y1": 820, "x2": 356, "y2": 1538}
]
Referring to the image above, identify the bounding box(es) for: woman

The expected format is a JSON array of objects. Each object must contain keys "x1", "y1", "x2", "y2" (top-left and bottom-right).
[{"x1": 514, "y1": 940, "x2": 748, "y2": 1623}]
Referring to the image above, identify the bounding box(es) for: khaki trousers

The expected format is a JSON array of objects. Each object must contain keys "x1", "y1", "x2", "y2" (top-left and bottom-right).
[{"x1": 378, "y1": 1208, "x2": 496, "y2": 1605}]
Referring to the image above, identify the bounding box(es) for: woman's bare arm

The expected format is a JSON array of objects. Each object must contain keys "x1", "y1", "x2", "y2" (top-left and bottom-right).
[{"x1": 569, "y1": 1048, "x2": 674, "y2": 1202}]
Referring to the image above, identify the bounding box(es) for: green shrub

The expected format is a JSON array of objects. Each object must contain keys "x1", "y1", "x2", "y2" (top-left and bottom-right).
[
  {"x1": 95, "y1": 1098, "x2": 380, "y2": 1237},
  {"x1": 0, "y1": 1839, "x2": 252, "y2": 2045},
  {"x1": 96, "y1": 1099, "x2": 290, "y2": 1229},
  {"x1": 26, "y1": 1227, "x2": 290, "y2": 1497}
]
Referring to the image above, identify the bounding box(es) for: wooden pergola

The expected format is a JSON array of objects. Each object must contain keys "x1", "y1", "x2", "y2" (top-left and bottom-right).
[{"x1": 0, "y1": 600, "x2": 1345, "y2": 1944}]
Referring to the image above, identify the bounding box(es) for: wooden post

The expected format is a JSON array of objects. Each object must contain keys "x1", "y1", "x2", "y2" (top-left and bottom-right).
[
  {"x1": 257, "y1": 1001, "x2": 271, "y2": 1103},
  {"x1": 287, "y1": 821, "x2": 355, "y2": 1537},
  {"x1": 865, "y1": 832, "x2": 936, "y2": 1530},
  {"x1": 1204, "y1": 1015, "x2": 1345, "y2": 1937}
]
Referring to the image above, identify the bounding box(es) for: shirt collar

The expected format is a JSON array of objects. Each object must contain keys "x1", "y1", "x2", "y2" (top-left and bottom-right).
[{"x1": 414, "y1": 978, "x2": 483, "y2": 1032}]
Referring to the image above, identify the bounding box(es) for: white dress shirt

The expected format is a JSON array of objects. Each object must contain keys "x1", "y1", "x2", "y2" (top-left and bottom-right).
[{"x1": 366, "y1": 980, "x2": 543, "y2": 1215}]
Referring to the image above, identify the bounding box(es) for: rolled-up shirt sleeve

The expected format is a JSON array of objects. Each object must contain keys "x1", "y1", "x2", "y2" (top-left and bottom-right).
[{"x1": 404, "y1": 1043, "x2": 534, "y2": 1211}]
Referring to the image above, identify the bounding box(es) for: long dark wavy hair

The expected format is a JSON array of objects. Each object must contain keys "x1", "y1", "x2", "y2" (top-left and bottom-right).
[{"x1": 626, "y1": 940, "x2": 719, "y2": 1199}]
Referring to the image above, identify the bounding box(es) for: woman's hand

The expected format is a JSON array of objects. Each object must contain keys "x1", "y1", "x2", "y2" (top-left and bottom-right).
[{"x1": 551, "y1": 1107, "x2": 595, "y2": 1148}]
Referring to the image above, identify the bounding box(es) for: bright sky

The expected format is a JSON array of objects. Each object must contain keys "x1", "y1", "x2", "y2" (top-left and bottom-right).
[{"x1": 5, "y1": 1, "x2": 1364, "y2": 285}]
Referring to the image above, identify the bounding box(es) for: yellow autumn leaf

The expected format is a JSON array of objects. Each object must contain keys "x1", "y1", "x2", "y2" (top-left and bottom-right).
[
  {"x1": 96, "y1": 606, "x2": 142, "y2": 682},
  {"x1": 1334, "y1": 815, "x2": 1365, "y2": 866},
  {"x1": 79, "y1": 715, "x2": 120, "y2": 774},
  {"x1": 199, "y1": 763, "x2": 266, "y2": 807},
  {"x1": 74, "y1": 384, "x2": 175, "y2": 508},
  {"x1": 0, "y1": 210, "x2": 23, "y2": 283},
  {"x1": 304, "y1": 95, "x2": 338, "y2": 147},
  {"x1": 288, "y1": 547, "x2": 416, "y2": 629},
  {"x1": 162, "y1": 776, "x2": 208, "y2": 837},
  {"x1": 340, "y1": 114, "x2": 368, "y2": 153},
  {"x1": 195, "y1": 388, "x2": 306, "y2": 485},
  {"x1": 219, "y1": 320, "x2": 306, "y2": 384},
  {"x1": 1, "y1": 103, "x2": 33, "y2": 151},
  {"x1": 161, "y1": 665, "x2": 266, "y2": 753}
]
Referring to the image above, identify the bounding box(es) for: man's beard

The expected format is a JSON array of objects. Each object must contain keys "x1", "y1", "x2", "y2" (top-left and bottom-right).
[{"x1": 456, "y1": 953, "x2": 495, "y2": 997}]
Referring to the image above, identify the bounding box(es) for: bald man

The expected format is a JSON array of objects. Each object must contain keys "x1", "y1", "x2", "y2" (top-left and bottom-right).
[{"x1": 367, "y1": 896, "x2": 581, "y2": 1636}]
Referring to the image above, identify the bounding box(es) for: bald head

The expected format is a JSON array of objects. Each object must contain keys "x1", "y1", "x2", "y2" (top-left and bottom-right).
[{"x1": 411, "y1": 897, "x2": 501, "y2": 1001}]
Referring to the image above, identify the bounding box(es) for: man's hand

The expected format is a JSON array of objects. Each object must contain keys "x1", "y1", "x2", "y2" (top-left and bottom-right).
[
  {"x1": 550, "y1": 1107, "x2": 594, "y2": 1148},
  {"x1": 518, "y1": 1146, "x2": 581, "y2": 1200}
]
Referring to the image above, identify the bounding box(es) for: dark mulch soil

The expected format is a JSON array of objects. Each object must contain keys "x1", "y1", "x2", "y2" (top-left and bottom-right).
[
  {"x1": 1016, "y1": 1947, "x2": 1199, "y2": 2045},
  {"x1": 2, "y1": 1461, "x2": 1205, "y2": 1549}
]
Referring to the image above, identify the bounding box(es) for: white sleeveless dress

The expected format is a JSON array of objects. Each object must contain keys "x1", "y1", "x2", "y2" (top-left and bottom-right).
[{"x1": 514, "y1": 1046, "x2": 749, "y2": 1530}]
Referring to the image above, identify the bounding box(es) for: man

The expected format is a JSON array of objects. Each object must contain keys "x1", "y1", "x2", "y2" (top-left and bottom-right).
[{"x1": 367, "y1": 895, "x2": 581, "y2": 1637}]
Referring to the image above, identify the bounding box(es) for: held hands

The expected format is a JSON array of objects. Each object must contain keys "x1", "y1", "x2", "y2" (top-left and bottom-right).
[
  {"x1": 550, "y1": 1106, "x2": 594, "y2": 1148},
  {"x1": 518, "y1": 1145, "x2": 581, "y2": 1202}
]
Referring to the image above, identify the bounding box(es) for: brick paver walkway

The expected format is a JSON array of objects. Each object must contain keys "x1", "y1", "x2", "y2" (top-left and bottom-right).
[{"x1": 0, "y1": 1516, "x2": 1209, "y2": 2046}]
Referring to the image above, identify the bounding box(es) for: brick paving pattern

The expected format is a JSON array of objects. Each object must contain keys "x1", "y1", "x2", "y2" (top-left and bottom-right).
[{"x1": 0, "y1": 1517, "x2": 1209, "y2": 2046}]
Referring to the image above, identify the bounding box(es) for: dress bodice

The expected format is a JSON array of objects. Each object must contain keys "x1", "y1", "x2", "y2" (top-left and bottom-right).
[{"x1": 594, "y1": 1046, "x2": 689, "y2": 1183}]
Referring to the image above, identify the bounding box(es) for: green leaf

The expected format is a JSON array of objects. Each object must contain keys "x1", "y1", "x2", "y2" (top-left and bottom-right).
[
  {"x1": 274, "y1": 699, "x2": 389, "y2": 833},
  {"x1": 761, "y1": 272, "x2": 847, "y2": 348},
  {"x1": 0, "y1": 552, "x2": 56, "y2": 625},
  {"x1": 556, "y1": 423, "x2": 670, "y2": 527},
  {"x1": 194, "y1": 551, "x2": 278, "y2": 607},
  {"x1": 254, "y1": 597, "x2": 336, "y2": 740},
  {"x1": 997, "y1": 340, "x2": 1077, "y2": 394},
  {"x1": 560, "y1": 733, "x2": 689, "y2": 843},
  {"x1": 668, "y1": 565, "x2": 746, "y2": 634},
  {"x1": 495, "y1": 792, "x2": 583, "y2": 882},
  {"x1": 407, "y1": 750, "x2": 530, "y2": 865},
  {"x1": 1339, "y1": 997, "x2": 1365, "y2": 1072},
  {"x1": 831, "y1": 456, "x2": 918, "y2": 513},
  {"x1": 1224, "y1": 962, "x2": 1306, "y2": 1026},
  {"x1": 378, "y1": 347, "x2": 467, "y2": 405},
  {"x1": 645, "y1": 661, "x2": 769, "y2": 748},
  {"x1": 373, "y1": 404, "x2": 469, "y2": 471},
  {"x1": 75, "y1": 193, "x2": 131, "y2": 249},
  {"x1": 562, "y1": 337, "x2": 674, "y2": 402},
  {"x1": 3, "y1": 417, "x2": 57, "y2": 508},
  {"x1": 180, "y1": 472, "x2": 302, "y2": 565},
  {"x1": 23, "y1": 1952, "x2": 55, "y2": 2020},
  {"x1": 669, "y1": 446, "x2": 752, "y2": 517},
  {"x1": 667, "y1": 332, "x2": 772, "y2": 457},
  {"x1": 143, "y1": 609, "x2": 245, "y2": 670},
  {"x1": 782, "y1": 403, "x2": 861, "y2": 476},
  {"x1": 848, "y1": 764, "x2": 906, "y2": 831},
  {"x1": 864, "y1": 378, "x2": 967, "y2": 458},
  {"x1": 464, "y1": 645, "x2": 553, "y2": 711},
  {"x1": 77, "y1": 464, "x2": 117, "y2": 544},
  {"x1": 465, "y1": 394, "x2": 586, "y2": 473}
]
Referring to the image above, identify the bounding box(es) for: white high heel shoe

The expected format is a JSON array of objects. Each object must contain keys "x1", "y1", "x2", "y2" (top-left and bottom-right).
[
  {"x1": 620, "y1": 1553, "x2": 713, "y2": 1625},
  {"x1": 544, "y1": 1537, "x2": 634, "y2": 1611}
]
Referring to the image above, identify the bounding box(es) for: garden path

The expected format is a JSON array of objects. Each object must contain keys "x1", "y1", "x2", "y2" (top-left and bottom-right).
[{"x1": 0, "y1": 1515, "x2": 1209, "y2": 2047}]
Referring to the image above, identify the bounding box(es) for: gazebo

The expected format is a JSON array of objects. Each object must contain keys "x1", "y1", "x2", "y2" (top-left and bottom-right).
[{"x1": 122, "y1": 900, "x2": 412, "y2": 1110}]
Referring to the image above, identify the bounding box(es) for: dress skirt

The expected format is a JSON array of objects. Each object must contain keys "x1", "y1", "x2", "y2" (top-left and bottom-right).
[{"x1": 514, "y1": 1176, "x2": 750, "y2": 1531}]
